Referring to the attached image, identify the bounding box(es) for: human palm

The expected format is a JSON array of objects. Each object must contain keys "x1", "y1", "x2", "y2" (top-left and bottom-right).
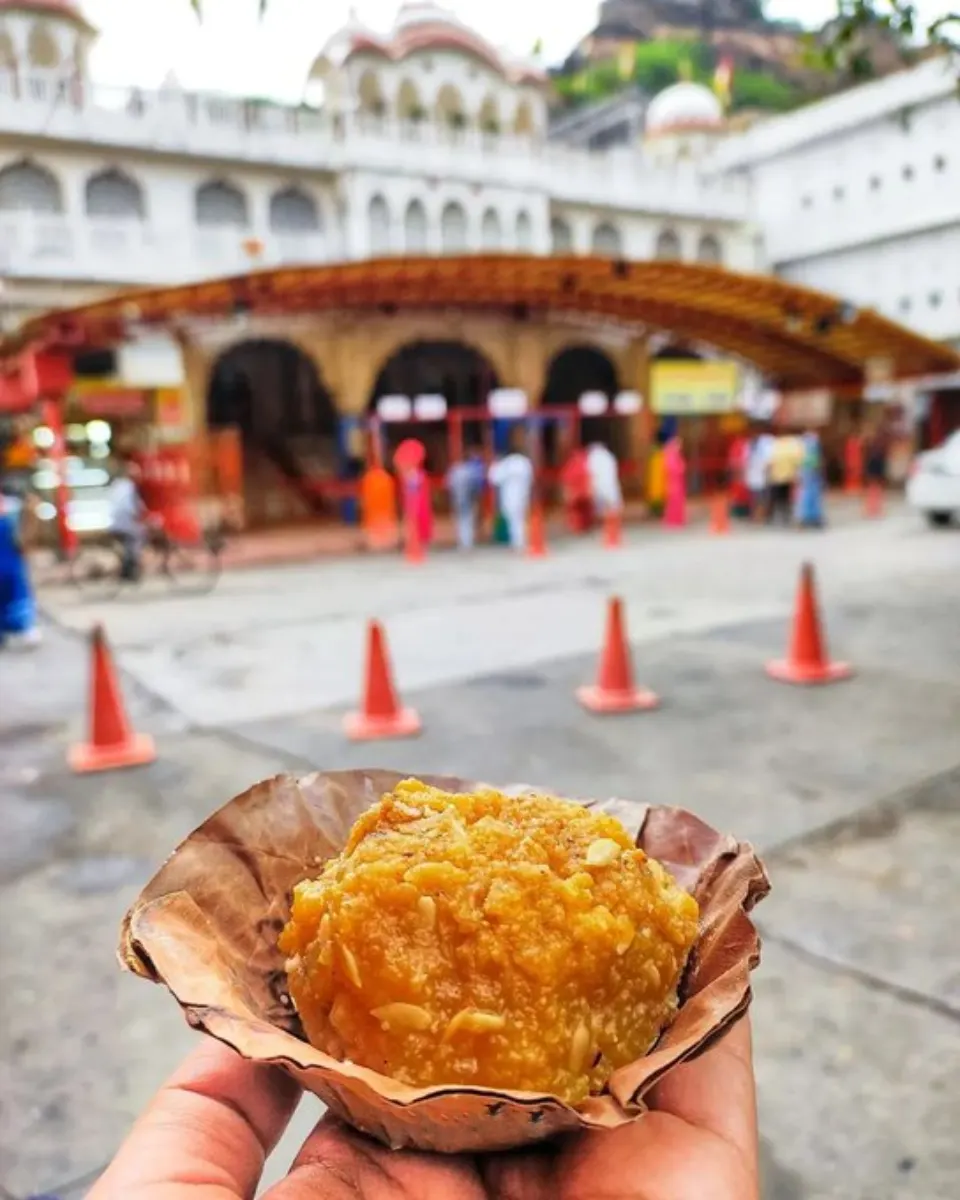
[{"x1": 91, "y1": 1019, "x2": 757, "y2": 1200}]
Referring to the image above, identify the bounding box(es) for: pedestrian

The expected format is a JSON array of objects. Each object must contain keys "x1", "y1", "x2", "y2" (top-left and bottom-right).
[
  {"x1": 662, "y1": 435, "x2": 687, "y2": 527},
  {"x1": 766, "y1": 432, "x2": 803, "y2": 526},
  {"x1": 446, "y1": 449, "x2": 485, "y2": 550},
  {"x1": 359, "y1": 461, "x2": 399, "y2": 552},
  {"x1": 561, "y1": 445, "x2": 593, "y2": 533},
  {"x1": 586, "y1": 440, "x2": 623, "y2": 521},
  {"x1": 727, "y1": 433, "x2": 751, "y2": 519},
  {"x1": 489, "y1": 445, "x2": 534, "y2": 551},
  {"x1": 108, "y1": 456, "x2": 147, "y2": 580},
  {"x1": 0, "y1": 485, "x2": 42, "y2": 649},
  {"x1": 863, "y1": 428, "x2": 888, "y2": 489},
  {"x1": 745, "y1": 426, "x2": 775, "y2": 521},
  {"x1": 400, "y1": 459, "x2": 433, "y2": 550},
  {"x1": 794, "y1": 429, "x2": 826, "y2": 528}
]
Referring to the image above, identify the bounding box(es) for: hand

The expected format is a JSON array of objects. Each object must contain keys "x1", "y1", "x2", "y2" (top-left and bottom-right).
[{"x1": 89, "y1": 1017, "x2": 758, "y2": 1199}]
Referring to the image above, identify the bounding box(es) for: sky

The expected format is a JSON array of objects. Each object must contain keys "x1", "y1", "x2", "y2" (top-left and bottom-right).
[{"x1": 78, "y1": 0, "x2": 947, "y2": 101}]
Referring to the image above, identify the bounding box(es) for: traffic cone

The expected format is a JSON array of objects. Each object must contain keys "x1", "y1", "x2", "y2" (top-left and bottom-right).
[
  {"x1": 863, "y1": 481, "x2": 884, "y2": 519},
  {"x1": 527, "y1": 505, "x2": 548, "y2": 558},
  {"x1": 766, "y1": 563, "x2": 853, "y2": 686},
  {"x1": 577, "y1": 597, "x2": 659, "y2": 714},
  {"x1": 68, "y1": 625, "x2": 156, "y2": 773},
  {"x1": 602, "y1": 509, "x2": 623, "y2": 549},
  {"x1": 710, "y1": 494, "x2": 731, "y2": 535},
  {"x1": 404, "y1": 514, "x2": 425, "y2": 565},
  {"x1": 344, "y1": 619, "x2": 422, "y2": 740}
]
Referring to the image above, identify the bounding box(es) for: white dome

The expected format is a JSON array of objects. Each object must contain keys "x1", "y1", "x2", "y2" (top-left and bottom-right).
[{"x1": 646, "y1": 82, "x2": 724, "y2": 136}]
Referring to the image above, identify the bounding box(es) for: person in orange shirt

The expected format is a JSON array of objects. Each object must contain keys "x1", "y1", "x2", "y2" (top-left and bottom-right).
[{"x1": 359, "y1": 462, "x2": 399, "y2": 552}]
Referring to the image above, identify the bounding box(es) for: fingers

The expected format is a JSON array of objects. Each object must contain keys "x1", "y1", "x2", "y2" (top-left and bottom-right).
[
  {"x1": 89, "y1": 1037, "x2": 301, "y2": 1199},
  {"x1": 649, "y1": 1015, "x2": 758, "y2": 1163}
]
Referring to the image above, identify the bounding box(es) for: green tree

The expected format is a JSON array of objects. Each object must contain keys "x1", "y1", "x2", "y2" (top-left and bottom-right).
[{"x1": 818, "y1": 3, "x2": 959, "y2": 76}]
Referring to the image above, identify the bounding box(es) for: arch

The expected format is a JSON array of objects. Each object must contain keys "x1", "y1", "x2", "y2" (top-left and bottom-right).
[
  {"x1": 592, "y1": 222, "x2": 622, "y2": 257},
  {"x1": 478, "y1": 94, "x2": 500, "y2": 135},
  {"x1": 27, "y1": 22, "x2": 59, "y2": 69},
  {"x1": 440, "y1": 200, "x2": 468, "y2": 254},
  {"x1": 206, "y1": 338, "x2": 339, "y2": 525},
  {"x1": 404, "y1": 198, "x2": 428, "y2": 253},
  {"x1": 655, "y1": 228, "x2": 682, "y2": 260},
  {"x1": 551, "y1": 216, "x2": 573, "y2": 254},
  {"x1": 436, "y1": 83, "x2": 467, "y2": 130},
  {"x1": 515, "y1": 210, "x2": 534, "y2": 252},
  {"x1": 368, "y1": 193, "x2": 391, "y2": 255},
  {"x1": 357, "y1": 67, "x2": 385, "y2": 117},
  {"x1": 195, "y1": 180, "x2": 248, "y2": 227},
  {"x1": 397, "y1": 78, "x2": 424, "y2": 122},
  {"x1": 85, "y1": 168, "x2": 145, "y2": 219},
  {"x1": 697, "y1": 233, "x2": 723, "y2": 264},
  {"x1": 0, "y1": 161, "x2": 62, "y2": 213},
  {"x1": 542, "y1": 343, "x2": 622, "y2": 460},
  {"x1": 369, "y1": 339, "x2": 502, "y2": 471},
  {"x1": 480, "y1": 208, "x2": 502, "y2": 251},
  {"x1": 514, "y1": 98, "x2": 535, "y2": 136},
  {"x1": 269, "y1": 186, "x2": 320, "y2": 233}
]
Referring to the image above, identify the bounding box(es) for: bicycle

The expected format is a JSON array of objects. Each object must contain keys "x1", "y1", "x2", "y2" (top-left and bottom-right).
[{"x1": 70, "y1": 515, "x2": 227, "y2": 602}]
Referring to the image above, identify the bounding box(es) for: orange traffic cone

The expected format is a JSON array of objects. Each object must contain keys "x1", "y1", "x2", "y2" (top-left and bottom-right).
[
  {"x1": 68, "y1": 625, "x2": 156, "y2": 773},
  {"x1": 344, "y1": 619, "x2": 422, "y2": 741},
  {"x1": 710, "y1": 494, "x2": 731, "y2": 535},
  {"x1": 766, "y1": 563, "x2": 853, "y2": 686},
  {"x1": 863, "y1": 481, "x2": 884, "y2": 519},
  {"x1": 602, "y1": 509, "x2": 623, "y2": 549},
  {"x1": 577, "y1": 597, "x2": 659, "y2": 714},
  {"x1": 527, "y1": 505, "x2": 548, "y2": 558},
  {"x1": 404, "y1": 514, "x2": 425, "y2": 565}
]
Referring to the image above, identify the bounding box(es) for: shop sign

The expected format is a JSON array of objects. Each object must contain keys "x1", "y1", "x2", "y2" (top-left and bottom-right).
[
  {"x1": 651, "y1": 360, "x2": 740, "y2": 415},
  {"x1": 376, "y1": 394, "x2": 412, "y2": 422},
  {"x1": 777, "y1": 388, "x2": 832, "y2": 427},
  {"x1": 76, "y1": 389, "x2": 148, "y2": 417},
  {"x1": 413, "y1": 393, "x2": 447, "y2": 421},
  {"x1": 157, "y1": 388, "x2": 186, "y2": 428},
  {"x1": 614, "y1": 390, "x2": 642, "y2": 414},
  {"x1": 488, "y1": 388, "x2": 528, "y2": 418}
]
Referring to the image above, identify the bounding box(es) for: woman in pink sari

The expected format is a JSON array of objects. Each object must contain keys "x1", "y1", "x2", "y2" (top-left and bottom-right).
[
  {"x1": 402, "y1": 465, "x2": 433, "y2": 547},
  {"x1": 663, "y1": 436, "x2": 688, "y2": 527}
]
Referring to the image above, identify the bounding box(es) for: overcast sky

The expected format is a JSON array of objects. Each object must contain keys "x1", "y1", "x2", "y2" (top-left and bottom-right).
[{"x1": 79, "y1": 0, "x2": 945, "y2": 99}]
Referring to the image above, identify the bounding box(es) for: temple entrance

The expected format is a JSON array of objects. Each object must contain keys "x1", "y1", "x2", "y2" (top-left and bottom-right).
[
  {"x1": 207, "y1": 339, "x2": 339, "y2": 527},
  {"x1": 541, "y1": 344, "x2": 622, "y2": 467},
  {"x1": 368, "y1": 340, "x2": 501, "y2": 474}
]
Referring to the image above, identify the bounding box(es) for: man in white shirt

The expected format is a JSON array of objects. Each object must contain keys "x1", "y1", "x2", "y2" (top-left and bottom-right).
[
  {"x1": 108, "y1": 459, "x2": 146, "y2": 579},
  {"x1": 586, "y1": 441, "x2": 622, "y2": 518},
  {"x1": 745, "y1": 430, "x2": 775, "y2": 520},
  {"x1": 489, "y1": 450, "x2": 534, "y2": 551}
]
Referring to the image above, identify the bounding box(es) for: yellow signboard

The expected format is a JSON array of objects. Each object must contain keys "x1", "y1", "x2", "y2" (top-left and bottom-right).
[{"x1": 650, "y1": 361, "x2": 740, "y2": 415}]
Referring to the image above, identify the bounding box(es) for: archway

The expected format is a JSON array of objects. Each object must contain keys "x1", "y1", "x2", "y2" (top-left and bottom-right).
[
  {"x1": 542, "y1": 344, "x2": 622, "y2": 465},
  {"x1": 368, "y1": 339, "x2": 501, "y2": 474},
  {"x1": 207, "y1": 339, "x2": 340, "y2": 526},
  {"x1": 85, "y1": 168, "x2": 145, "y2": 219}
]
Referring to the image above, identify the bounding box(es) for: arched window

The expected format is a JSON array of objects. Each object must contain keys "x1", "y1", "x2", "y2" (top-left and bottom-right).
[
  {"x1": 697, "y1": 233, "x2": 722, "y2": 264},
  {"x1": 514, "y1": 98, "x2": 535, "y2": 136},
  {"x1": 85, "y1": 169, "x2": 144, "y2": 219},
  {"x1": 28, "y1": 23, "x2": 59, "y2": 68},
  {"x1": 655, "y1": 228, "x2": 682, "y2": 260},
  {"x1": 437, "y1": 83, "x2": 467, "y2": 131},
  {"x1": 357, "y1": 68, "x2": 385, "y2": 118},
  {"x1": 592, "y1": 222, "x2": 622, "y2": 257},
  {"x1": 368, "y1": 193, "x2": 391, "y2": 255},
  {"x1": 551, "y1": 217, "x2": 573, "y2": 254},
  {"x1": 195, "y1": 181, "x2": 248, "y2": 227},
  {"x1": 440, "y1": 201, "x2": 468, "y2": 253},
  {"x1": 0, "y1": 161, "x2": 63, "y2": 213},
  {"x1": 404, "y1": 198, "x2": 428, "y2": 253},
  {"x1": 515, "y1": 210, "x2": 533, "y2": 252},
  {"x1": 397, "y1": 78, "x2": 424, "y2": 123},
  {"x1": 480, "y1": 208, "x2": 501, "y2": 250},
  {"x1": 269, "y1": 187, "x2": 319, "y2": 233},
  {"x1": 478, "y1": 95, "x2": 500, "y2": 135}
]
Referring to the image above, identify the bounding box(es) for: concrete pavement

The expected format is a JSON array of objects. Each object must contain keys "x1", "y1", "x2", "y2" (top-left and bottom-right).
[{"x1": 1, "y1": 504, "x2": 958, "y2": 1198}]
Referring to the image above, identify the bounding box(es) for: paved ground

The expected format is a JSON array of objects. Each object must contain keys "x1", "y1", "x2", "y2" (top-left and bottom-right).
[{"x1": 1, "y1": 502, "x2": 958, "y2": 1199}]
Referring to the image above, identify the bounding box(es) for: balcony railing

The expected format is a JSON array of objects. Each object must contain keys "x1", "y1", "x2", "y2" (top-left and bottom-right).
[
  {"x1": 0, "y1": 74, "x2": 753, "y2": 222},
  {"x1": 0, "y1": 214, "x2": 331, "y2": 284}
]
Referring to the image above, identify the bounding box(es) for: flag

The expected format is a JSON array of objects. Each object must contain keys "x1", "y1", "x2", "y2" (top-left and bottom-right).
[{"x1": 714, "y1": 56, "x2": 734, "y2": 110}]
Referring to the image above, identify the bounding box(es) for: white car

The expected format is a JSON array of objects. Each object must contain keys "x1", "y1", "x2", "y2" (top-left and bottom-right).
[{"x1": 906, "y1": 431, "x2": 960, "y2": 527}]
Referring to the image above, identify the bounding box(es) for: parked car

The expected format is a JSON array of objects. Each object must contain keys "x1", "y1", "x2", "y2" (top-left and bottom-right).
[{"x1": 906, "y1": 431, "x2": 960, "y2": 527}]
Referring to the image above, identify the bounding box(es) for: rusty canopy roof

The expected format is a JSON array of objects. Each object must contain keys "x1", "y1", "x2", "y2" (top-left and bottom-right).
[{"x1": 6, "y1": 255, "x2": 958, "y2": 390}]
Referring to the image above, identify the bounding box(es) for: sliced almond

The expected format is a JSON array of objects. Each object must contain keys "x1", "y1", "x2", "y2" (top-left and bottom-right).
[
  {"x1": 339, "y1": 944, "x2": 362, "y2": 989},
  {"x1": 568, "y1": 1019, "x2": 592, "y2": 1075},
  {"x1": 444, "y1": 1008, "x2": 507, "y2": 1039},
  {"x1": 371, "y1": 1002, "x2": 434, "y2": 1032},
  {"x1": 405, "y1": 862, "x2": 468, "y2": 890},
  {"x1": 417, "y1": 895, "x2": 437, "y2": 928},
  {"x1": 585, "y1": 838, "x2": 622, "y2": 867}
]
